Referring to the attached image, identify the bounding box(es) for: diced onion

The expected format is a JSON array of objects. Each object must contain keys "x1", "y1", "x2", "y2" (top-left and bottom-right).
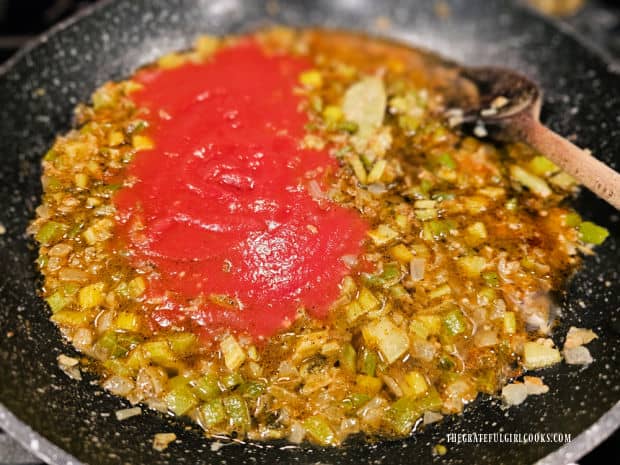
[
  {"x1": 563, "y1": 346, "x2": 593, "y2": 365},
  {"x1": 474, "y1": 329, "x2": 498, "y2": 348},
  {"x1": 289, "y1": 421, "x2": 306, "y2": 443},
  {"x1": 410, "y1": 258, "x2": 426, "y2": 281},
  {"x1": 502, "y1": 383, "x2": 528, "y2": 406},
  {"x1": 423, "y1": 411, "x2": 443, "y2": 425},
  {"x1": 115, "y1": 406, "x2": 142, "y2": 421},
  {"x1": 104, "y1": 375, "x2": 135, "y2": 396}
]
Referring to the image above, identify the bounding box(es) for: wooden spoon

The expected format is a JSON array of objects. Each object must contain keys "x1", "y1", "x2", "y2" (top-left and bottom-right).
[{"x1": 449, "y1": 67, "x2": 620, "y2": 209}]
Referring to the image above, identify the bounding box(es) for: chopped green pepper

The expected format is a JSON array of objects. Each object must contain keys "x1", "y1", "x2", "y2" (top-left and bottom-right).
[
  {"x1": 579, "y1": 221, "x2": 609, "y2": 245},
  {"x1": 223, "y1": 395, "x2": 251, "y2": 431},
  {"x1": 303, "y1": 415, "x2": 335, "y2": 446}
]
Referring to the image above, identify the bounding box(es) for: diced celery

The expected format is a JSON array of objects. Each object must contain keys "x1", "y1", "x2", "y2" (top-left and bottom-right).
[
  {"x1": 464, "y1": 222, "x2": 487, "y2": 246},
  {"x1": 479, "y1": 287, "x2": 497, "y2": 303},
  {"x1": 37, "y1": 254, "x2": 48, "y2": 268},
  {"x1": 438, "y1": 354, "x2": 456, "y2": 370},
  {"x1": 340, "y1": 343, "x2": 357, "y2": 373},
  {"x1": 78, "y1": 283, "x2": 105, "y2": 309},
  {"x1": 338, "y1": 120, "x2": 359, "y2": 133},
  {"x1": 394, "y1": 213, "x2": 410, "y2": 231},
  {"x1": 409, "y1": 319, "x2": 429, "y2": 340},
  {"x1": 239, "y1": 381, "x2": 266, "y2": 398},
  {"x1": 124, "y1": 346, "x2": 148, "y2": 371},
  {"x1": 142, "y1": 340, "x2": 178, "y2": 369},
  {"x1": 390, "y1": 284, "x2": 409, "y2": 300},
  {"x1": 132, "y1": 135, "x2": 154, "y2": 151},
  {"x1": 165, "y1": 384, "x2": 198, "y2": 416},
  {"x1": 424, "y1": 220, "x2": 456, "y2": 241},
  {"x1": 96, "y1": 331, "x2": 141, "y2": 358},
  {"x1": 359, "y1": 348, "x2": 378, "y2": 377},
  {"x1": 191, "y1": 374, "x2": 221, "y2": 401},
  {"x1": 579, "y1": 221, "x2": 609, "y2": 245},
  {"x1": 349, "y1": 156, "x2": 367, "y2": 183},
  {"x1": 74, "y1": 173, "x2": 89, "y2": 189},
  {"x1": 432, "y1": 191, "x2": 455, "y2": 201},
  {"x1": 51, "y1": 309, "x2": 90, "y2": 326},
  {"x1": 303, "y1": 415, "x2": 335, "y2": 446},
  {"x1": 442, "y1": 308, "x2": 467, "y2": 336},
  {"x1": 522, "y1": 341, "x2": 561, "y2": 370},
  {"x1": 418, "y1": 387, "x2": 443, "y2": 411},
  {"x1": 293, "y1": 331, "x2": 328, "y2": 361},
  {"x1": 390, "y1": 244, "x2": 414, "y2": 263},
  {"x1": 102, "y1": 358, "x2": 134, "y2": 378},
  {"x1": 128, "y1": 276, "x2": 146, "y2": 298},
  {"x1": 435, "y1": 152, "x2": 456, "y2": 169},
  {"x1": 46, "y1": 291, "x2": 72, "y2": 313},
  {"x1": 503, "y1": 311, "x2": 516, "y2": 334},
  {"x1": 355, "y1": 374, "x2": 383, "y2": 396},
  {"x1": 428, "y1": 284, "x2": 451, "y2": 300},
  {"x1": 417, "y1": 315, "x2": 442, "y2": 335},
  {"x1": 157, "y1": 52, "x2": 186, "y2": 69},
  {"x1": 414, "y1": 199, "x2": 438, "y2": 209},
  {"x1": 358, "y1": 287, "x2": 380, "y2": 312},
  {"x1": 510, "y1": 165, "x2": 552, "y2": 197},
  {"x1": 322, "y1": 105, "x2": 343, "y2": 124},
  {"x1": 385, "y1": 396, "x2": 424, "y2": 435},
  {"x1": 380, "y1": 263, "x2": 401, "y2": 286},
  {"x1": 527, "y1": 156, "x2": 558, "y2": 176},
  {"x1": 299, "y1": 69, "x2": 323, "y2": 88},
  {"x1": 398, "y1": 114, "x2": 421, "y2": 132},
  {"x1": 168, "y1": 332, "x2": 198, "y2": 356},
  {"x1": 457, "y1": 256, "x2": 486, "y2": 278},
  {"x1": 198, "y1": 399, "x2": 226, "y2": 428},
  {"x1": 481, "y1": 271, "x2": 499, "y2": 287},
  {"x1": 35, "y1": 221, "x2": 67, "y2": 245},
  {"x1": 115, "y1": 282, "x2": 130, "y2": 299},
  {"x1": 464, "y1": 196, "x2": 489, "y2": 214},
  {"x1": 194, "y1": 35, "x2": 219, "y2": 57},
  {"x1": 220, "y1": 372, "x2": 244, "y2": 390},
  {"x1": 386, "y1": 387, "x2": 443, "y2": 434},
  {"x1": 564, "y1": 212, "x2": 582, "y2": 227},
  {"x1": 476, "y1": 369, "x2": 497, "y2": 394},
  {"x1": 92, "y1": 87, "x2": 115, "y2": 109},
  {"x1": 115, "y1": 312, "x2": 139, "y2": 332},
  {"x1": 345, "y1": 300, "x2": 367, "y2": 324},
  {"x1": 403, "y1": 371, "x2": 428, "y2": 398},
  {"x1": 362, "y1": 317, "x2": 409, "y2": 364},
  {"x1": 367, "y1": 224, "x2": 398, "y2": 245},
  {"x1": 220, "y1": 335, "x2": 246, "y2": 371},
  {"x1": 367, "y1": 159, "x2": 387, "y2": 184},
  {"x1": 505, "y1": 198, "x2": 518, "y2": 211},
  {"x1": 415, "y1": 208, "x2": 438, "y2": 221},
  {"x1": 107, "y1": 131, "x2": 125, "y2": 147},
  {"x1": 223, "y1": 395, "x2": 251, "y2": 431},
  {"x1": 342, "y1": 393, "x2": 371, "y2": 414},
  {"x1": 168, "y1": 374, "x2": 192, "y2": 390},
  {"x1": 549, "y1": 172, "x2": 577, "y2": 190}
]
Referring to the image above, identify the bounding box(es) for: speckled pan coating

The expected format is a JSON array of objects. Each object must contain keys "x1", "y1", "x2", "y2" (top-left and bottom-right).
[{"x1": 0, "y1": 0, "x2": 618, "y2": 464}]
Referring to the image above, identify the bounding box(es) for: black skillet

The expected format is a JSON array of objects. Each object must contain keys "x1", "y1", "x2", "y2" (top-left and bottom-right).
[{"x1": 0, "y1": 0, "x2": 618, "y2": 464}]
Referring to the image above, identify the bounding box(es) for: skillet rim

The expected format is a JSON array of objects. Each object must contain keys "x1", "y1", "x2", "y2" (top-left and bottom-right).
[{"x1": 0, "y1": 1, "x2": 618, "y2": 464}]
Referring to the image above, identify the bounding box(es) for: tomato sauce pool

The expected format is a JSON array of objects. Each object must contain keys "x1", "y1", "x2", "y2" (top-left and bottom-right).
[{"x1": 114, "y1": 41, "x2": 368, "y2": 341}]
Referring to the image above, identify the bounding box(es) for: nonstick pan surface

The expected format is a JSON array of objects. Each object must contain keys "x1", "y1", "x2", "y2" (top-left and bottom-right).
[{"x1": 0, "y1": 1, "x2": 618, "y2": 464}]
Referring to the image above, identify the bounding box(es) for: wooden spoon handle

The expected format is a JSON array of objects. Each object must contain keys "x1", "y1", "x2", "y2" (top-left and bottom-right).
[{"x1": 517, "y1": 116, "x2": 620, "y2": 209}]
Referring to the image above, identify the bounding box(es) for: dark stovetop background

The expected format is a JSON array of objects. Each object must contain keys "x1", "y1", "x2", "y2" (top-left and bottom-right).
[{"x1": 0, "y1": 0, "x2": 618, "y2": 463}]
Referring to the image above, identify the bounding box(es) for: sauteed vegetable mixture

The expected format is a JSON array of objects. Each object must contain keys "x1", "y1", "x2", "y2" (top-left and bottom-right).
[{"x1": 31, "y1": 28, "x2": 608, "y2": 446}]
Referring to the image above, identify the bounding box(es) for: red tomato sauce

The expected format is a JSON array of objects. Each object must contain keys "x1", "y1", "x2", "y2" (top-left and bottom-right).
[{"x1": 114, "y1": 41, "x2": 368, "y2": 341}]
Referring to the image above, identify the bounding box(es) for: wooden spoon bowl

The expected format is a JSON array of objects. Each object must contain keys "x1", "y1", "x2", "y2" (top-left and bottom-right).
[{"x1": 452, "y1": 66, "x2": 620, "y2": 209}]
